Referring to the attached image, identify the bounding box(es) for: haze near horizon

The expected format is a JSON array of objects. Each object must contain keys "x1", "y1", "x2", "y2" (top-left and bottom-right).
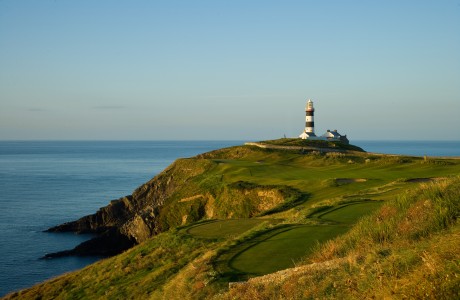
[{"x1": 1, "y1": 1, "x2": 459, "y2": 140}]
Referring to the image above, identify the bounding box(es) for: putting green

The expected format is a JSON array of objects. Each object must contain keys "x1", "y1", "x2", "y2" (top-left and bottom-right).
[
  {"x1": 221, "y1": 201, "x2": 382, "y2": 277},
  {"x1": 229, "y1": 225, "x2": 349, "y2": 275},
  {"x1": 317, "y1": 201, "x2": 383, "y2": 224}
]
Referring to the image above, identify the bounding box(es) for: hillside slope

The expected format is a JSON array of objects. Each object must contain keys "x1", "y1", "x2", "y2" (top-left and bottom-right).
[
  {"x1": 6, "y1": 178, "x2": 459, "y2": 299},
  {"x1": 5, "y1": 142, "x2": 460, "y2": 299},
  {"x1": 45, "y1": 145, "x2": 304, "y2": 256},
  {"x1": 222, "y1": 178, "x2": 460, "y2": 299}
]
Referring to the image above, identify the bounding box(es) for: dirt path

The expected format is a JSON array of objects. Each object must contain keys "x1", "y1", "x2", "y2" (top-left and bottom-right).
[{"x1": 229, "y1": 257, "x2": 350, "y2": 289}]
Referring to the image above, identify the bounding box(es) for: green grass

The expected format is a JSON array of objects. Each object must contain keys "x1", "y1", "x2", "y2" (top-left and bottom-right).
[
  {"x1": 214, "y1": 200, "x2": 382, "y2": 279},
  {"x1": 8, "y1": 231, "x2": 214, "y2": 299},
  {"x1": 259, "y1": 138, "x2": 365, "y2": 152},
  {"x1": 197, "y1": 149, "x2": 460, "y2": 222},
  {"x1": 228, "y1": 225, "x2": 350, "y2": 276},
  {"x1": 220, "y1": 178, "x2": 460, "y2": 299},
  {"x1": 316, "y1": 201, "x2": 384, "y2": 224},
  {"x1": 185, "y1": 219, "x2": 271, "y2": 239},
  {"x1": 6, "y1": 144, "x2": 460, "y2": 300}
]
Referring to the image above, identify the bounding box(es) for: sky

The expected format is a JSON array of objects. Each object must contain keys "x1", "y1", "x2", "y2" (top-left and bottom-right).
[{"x1": 1, "y1": 0, "x2": 459, "y2": 140}]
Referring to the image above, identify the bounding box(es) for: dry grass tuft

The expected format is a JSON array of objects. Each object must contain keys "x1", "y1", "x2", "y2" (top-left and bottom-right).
[{"x1": 216, "y1": 177, "x2": 460, "y2": 299}]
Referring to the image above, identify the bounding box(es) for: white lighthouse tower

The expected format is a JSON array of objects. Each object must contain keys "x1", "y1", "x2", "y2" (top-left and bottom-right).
[{"x1": 299, "y1": 99, "x2": 316, "y2": 139}]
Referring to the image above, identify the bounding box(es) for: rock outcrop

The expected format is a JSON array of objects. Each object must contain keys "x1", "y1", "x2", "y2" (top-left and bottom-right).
[
  {"x1": 45, "y1": 146, "x2": 304, "y2": 257},
  {"x1": 45, "y1": 157, "x2": 215, "y2": 257}
]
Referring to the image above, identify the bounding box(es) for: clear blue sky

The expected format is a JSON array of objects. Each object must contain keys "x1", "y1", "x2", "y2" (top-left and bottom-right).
[{"x1": 1, "y1": 0, "x2": 459, "y2": 140}]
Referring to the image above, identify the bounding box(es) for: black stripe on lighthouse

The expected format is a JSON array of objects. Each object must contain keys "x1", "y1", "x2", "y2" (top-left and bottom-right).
[
  {"x1": 306, "y1": 122, "x2": 314, "y2": 127},
  {"x1": 306, "y1": 111, "x2": 314, "y2": 116}
]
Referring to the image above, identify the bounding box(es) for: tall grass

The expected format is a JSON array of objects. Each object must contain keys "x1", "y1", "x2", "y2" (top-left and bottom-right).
[
  {"x1": 318, "y1": 178, "x2": 460, "y2": 259},
  {"x1": 221, "y1": 177, "x2": 460, "y2": 299},
  {"x1": 6, "y1": 231, "x2": 213, "y2": 300}
]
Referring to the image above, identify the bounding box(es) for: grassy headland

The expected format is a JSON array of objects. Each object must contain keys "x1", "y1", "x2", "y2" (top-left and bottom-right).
[
  {"x1": 5, "y1": 140, "x2": 460, "y2": 299},
  {"x1": 258, "y1": 138, "x2": 365, "y2": 152}
]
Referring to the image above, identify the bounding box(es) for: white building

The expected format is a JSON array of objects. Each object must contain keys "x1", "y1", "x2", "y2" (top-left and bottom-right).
[{"x1": 322, "y1": 129, "x2": 349, "y2": 144}]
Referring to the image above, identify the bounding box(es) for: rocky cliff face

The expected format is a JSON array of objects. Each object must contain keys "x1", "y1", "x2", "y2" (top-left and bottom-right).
[
  {"x1": 45, "y1": 146, "x2": 303, "y2": 257},
  {"x1": 45, "y1": 157, "x2": 215, "y2": 257}
]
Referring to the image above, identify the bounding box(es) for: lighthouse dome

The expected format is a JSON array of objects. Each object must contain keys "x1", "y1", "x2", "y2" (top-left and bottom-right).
[{"x1": 306, "y1": 99, "x2": 314, "y2": 111}]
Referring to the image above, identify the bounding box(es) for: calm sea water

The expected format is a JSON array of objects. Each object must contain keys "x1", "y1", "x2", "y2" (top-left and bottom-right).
[
  {"x1": 355, "y1": 140, "x2": 460, "y2": 157},
  {"x1": 0, "y1": 140, "x2": 459, "y2": 296},
  {"x1": 0, "y1": 141, "x2": 242, "y2": 296}
]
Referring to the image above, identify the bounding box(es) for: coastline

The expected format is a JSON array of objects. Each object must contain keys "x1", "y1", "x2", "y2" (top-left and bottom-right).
[{"x1": 2, "y1": 140, "x2": 460, "y2": 297}]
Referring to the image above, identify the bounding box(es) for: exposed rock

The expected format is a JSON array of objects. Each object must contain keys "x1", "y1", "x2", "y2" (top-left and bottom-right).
[
  {"x1": 46, "y1": 195, "x2": 134, "y2": 234},
  {"x1": 45, "y1": 158, "x2": 213, "y2": 257},
  {"x1": 44, "y1": 227, "x2": 136, "y2": 258},
  {"x1": 44, "y1": 148, "x2": 304, "y2": 257},
  {"x1": 179, "y1": 194, "x2": 205, "y2": 203}
]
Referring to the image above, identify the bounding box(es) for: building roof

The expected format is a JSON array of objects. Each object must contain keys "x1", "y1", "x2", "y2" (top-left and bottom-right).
[{"x1": 322, "y1": 130, "x2": 342, "y2": 138}]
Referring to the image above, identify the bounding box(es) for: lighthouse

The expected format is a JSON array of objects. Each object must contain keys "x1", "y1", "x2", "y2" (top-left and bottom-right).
[
  {"x1": 297, "y1": 98, "x2": 350, "y2": 143},
  {"x1": 305, "y1": 99, "x2": 315, "y2": 134},
  {"x1": 299, "y1": 99, "x2": 316, "y2": 139}
]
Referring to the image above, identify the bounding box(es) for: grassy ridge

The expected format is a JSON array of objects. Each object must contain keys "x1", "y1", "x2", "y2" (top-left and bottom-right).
[{"x1": 260, "y1": 138, "x2": 365, "y2": 152}]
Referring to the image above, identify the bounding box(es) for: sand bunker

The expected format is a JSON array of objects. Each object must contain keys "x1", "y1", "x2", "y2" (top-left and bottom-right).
[{"x1": 335, "y1": 178, "x2": 367, "y2": 184}]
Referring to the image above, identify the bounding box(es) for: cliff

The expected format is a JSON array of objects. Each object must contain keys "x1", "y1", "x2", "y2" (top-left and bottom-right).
[
  {"x1": 45, "y1": 145, "x2": 303, "y2": 257},
  {"x1": 6, "y1": 142, "x2": 460, "y2": 299},
  {"x1": 10, "y1": 176, "x2": 460, "y2": 299}
]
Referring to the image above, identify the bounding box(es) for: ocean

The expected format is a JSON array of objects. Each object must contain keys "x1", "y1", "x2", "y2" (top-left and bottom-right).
[
  {"x1": 0, "y1": 140, "x2": 459, "y2": 296},
  {"x1": 355, "y1": 140, "x2": 460, "y2": 157}
]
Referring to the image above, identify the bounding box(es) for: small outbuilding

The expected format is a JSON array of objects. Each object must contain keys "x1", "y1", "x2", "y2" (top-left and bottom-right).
[{"x1": 321, "y1": 130, "x2": 349, "y2": 144}]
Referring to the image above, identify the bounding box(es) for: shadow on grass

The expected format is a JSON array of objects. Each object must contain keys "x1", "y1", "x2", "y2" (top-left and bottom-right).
[
  {"x1": 213, "y1": 200, "x2": 383, "y2": 282},
  {"x1": 184, "y1": 219, "x2": 278, "y2": 240},
  {"x1": 213, "y1": 224, "x2": 296, "y2": 281},
  {"x1": 307, "y1": 200, "x2": 383, "y2": 225}
]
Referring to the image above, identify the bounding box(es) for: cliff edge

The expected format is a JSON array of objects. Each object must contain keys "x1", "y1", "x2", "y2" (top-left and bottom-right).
[{"x1": 45, "y1": 145, "x2": 304, "y2": 257}]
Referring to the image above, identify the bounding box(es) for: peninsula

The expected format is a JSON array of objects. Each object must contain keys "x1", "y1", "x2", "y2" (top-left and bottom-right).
[{"x1": 6, "y1": 139, "x2": 458, "y2": 299}]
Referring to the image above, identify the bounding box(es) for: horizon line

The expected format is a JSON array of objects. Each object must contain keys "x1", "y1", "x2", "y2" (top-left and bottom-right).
[{"x1": 1, "y1": 139, "x2": 460, "y2": 142}]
